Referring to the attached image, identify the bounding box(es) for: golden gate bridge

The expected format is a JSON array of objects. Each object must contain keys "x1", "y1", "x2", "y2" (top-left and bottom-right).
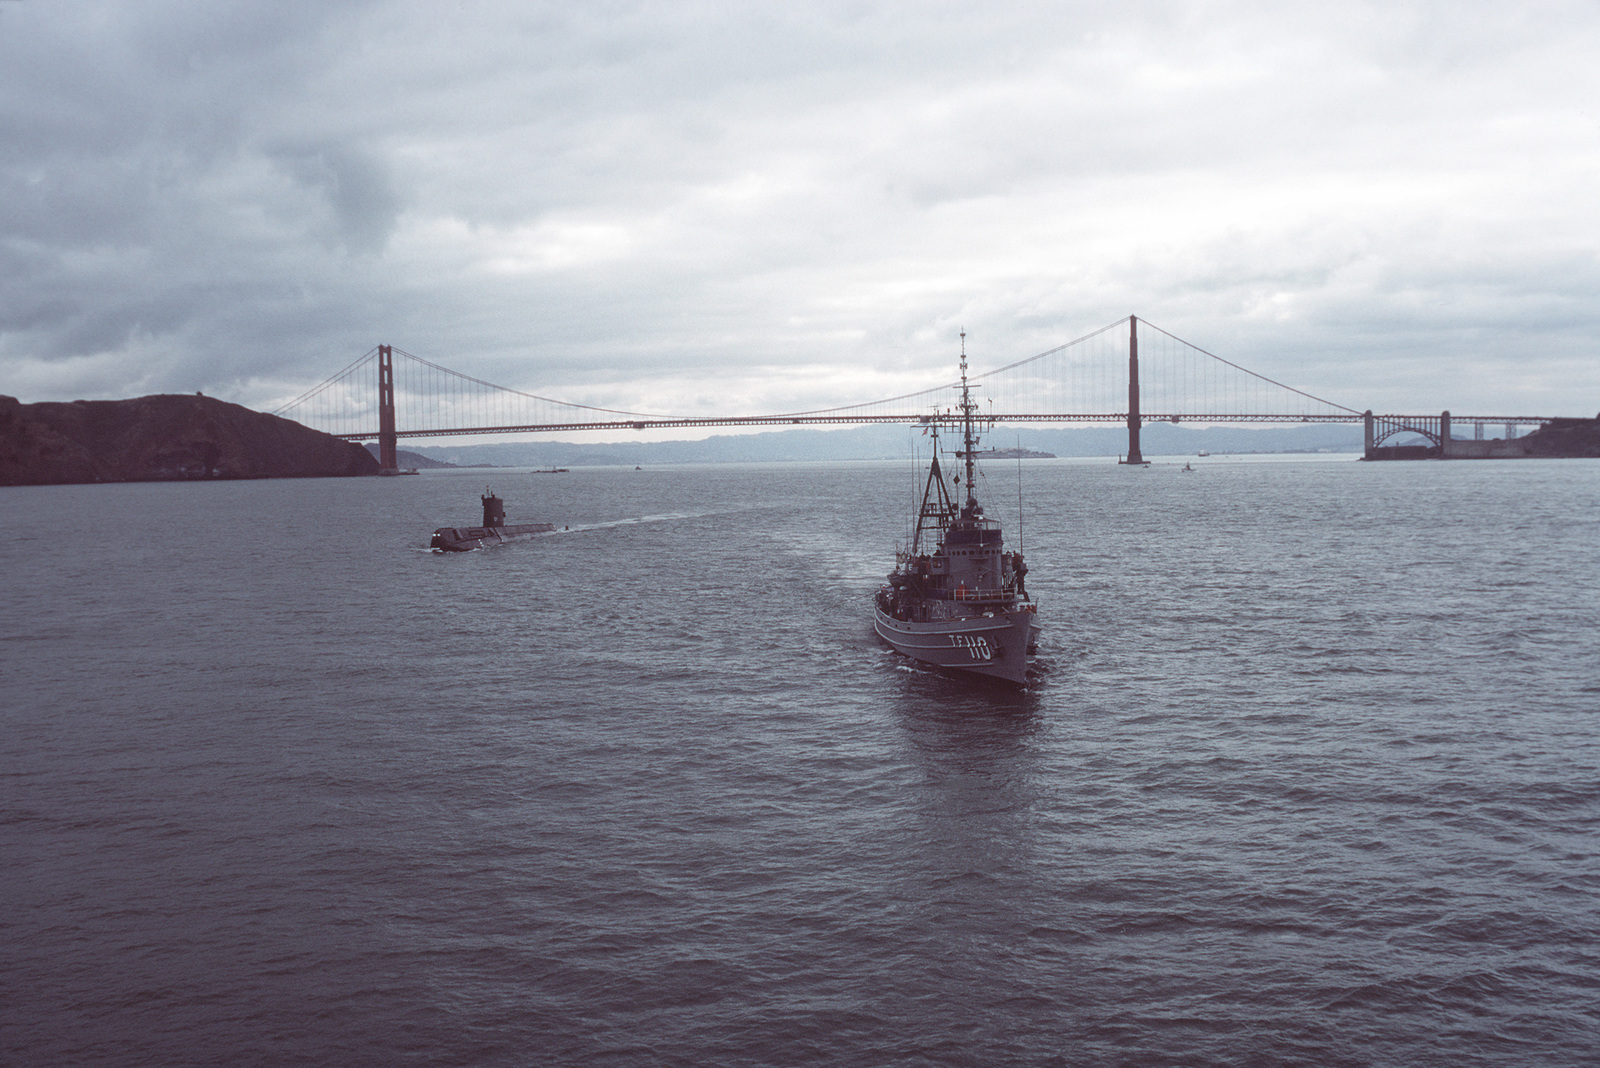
[{"x1": 272, "y1": 316, "x2": 1555, "y2": 466}]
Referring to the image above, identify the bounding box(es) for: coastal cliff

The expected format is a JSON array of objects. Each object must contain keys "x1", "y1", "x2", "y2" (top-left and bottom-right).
[
  {"x1": 1438, "y1": 417, "x2": 1600, "y2": 459},
  {"x1": 1518, "y1": 417, "x2": 1600, "y2": 458},
  {"x1": 0, "y1": 394, "x2": 380, "y2": 486}
]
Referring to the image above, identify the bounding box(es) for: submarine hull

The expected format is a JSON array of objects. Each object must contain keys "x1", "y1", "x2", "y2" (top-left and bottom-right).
[{"x1": 430, "y1": 522, "x2": 555, "y2": 552}]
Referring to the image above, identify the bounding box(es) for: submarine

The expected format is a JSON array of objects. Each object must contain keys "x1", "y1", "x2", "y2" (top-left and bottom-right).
[{"x1": 430, "y1": 490, "x2": 555, "y2": 552}]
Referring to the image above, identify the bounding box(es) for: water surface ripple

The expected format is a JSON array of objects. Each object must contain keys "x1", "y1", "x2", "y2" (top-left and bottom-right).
[{"x1": 4, "y1": 458, "x2": 1598, "y2": 1066}]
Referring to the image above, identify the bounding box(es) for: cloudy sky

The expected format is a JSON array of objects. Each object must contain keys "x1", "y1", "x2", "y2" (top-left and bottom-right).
[{"x1": 4, "y1": 0, "x2": 1599, "y2": 423}]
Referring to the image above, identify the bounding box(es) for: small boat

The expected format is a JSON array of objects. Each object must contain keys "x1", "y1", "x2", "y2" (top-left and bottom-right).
[
  {"x1": 874, "y1": 334, "x2": 1039, "y2": 686},
  {"x1": 430, "y1": 490, "x2": 554, "y2": 551},
  {"x1": 1182, "y1": 462, "x2": 1194, "y2": 472}
]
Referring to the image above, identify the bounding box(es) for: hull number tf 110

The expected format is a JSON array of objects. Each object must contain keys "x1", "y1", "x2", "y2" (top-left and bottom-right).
[{"x1": 949, "y1": 635, "x2": 993, "y2": 660}]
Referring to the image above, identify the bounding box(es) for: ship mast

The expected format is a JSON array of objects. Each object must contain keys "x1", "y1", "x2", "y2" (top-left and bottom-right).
[
  {"x1": 910, "y1": 426, "x2": 956, "y2": 556},
  {"x1": 908, "y1": 331, "x2": 977, "y2": 556},
  {"x1": 959, "y1": 330, "x2": 979, "y2": 513}
]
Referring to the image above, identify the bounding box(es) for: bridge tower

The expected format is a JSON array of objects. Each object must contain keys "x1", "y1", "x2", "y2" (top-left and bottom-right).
[
  {"x1": 377, "y1": 344, "x2": 398, "y2": 471},
  {"x1": 1120, "y1": 315, "x2": 1144, "y2": 465}
]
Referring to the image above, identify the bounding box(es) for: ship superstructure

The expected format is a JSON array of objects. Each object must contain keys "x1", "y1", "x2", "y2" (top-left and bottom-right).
[{"x1": 874, "y1": 335, "x2": 1039, "y2": 685}]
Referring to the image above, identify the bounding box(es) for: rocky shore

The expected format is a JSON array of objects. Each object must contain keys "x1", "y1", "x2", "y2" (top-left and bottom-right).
[{"x1": 1, "y1": 394, "x2": 379, "y2": 486}]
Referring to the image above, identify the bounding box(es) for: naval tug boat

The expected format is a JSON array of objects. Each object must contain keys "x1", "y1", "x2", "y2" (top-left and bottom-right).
[{"x1": 874, "y1": 335, "x2": 1039, "y2": 685}]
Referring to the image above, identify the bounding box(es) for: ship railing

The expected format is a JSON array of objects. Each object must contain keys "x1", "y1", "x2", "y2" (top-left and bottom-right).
[{"x1": 950, "y1": 585, "x2": 1008, "y2": 602}]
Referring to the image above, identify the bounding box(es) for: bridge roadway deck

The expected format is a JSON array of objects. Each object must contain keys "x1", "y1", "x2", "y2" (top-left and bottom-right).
[{"x1": 333, "y1": 411, "x2": 1557, "y2": 440}]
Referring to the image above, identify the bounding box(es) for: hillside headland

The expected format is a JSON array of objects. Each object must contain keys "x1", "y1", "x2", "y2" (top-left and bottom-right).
[
  {"x1": 1, "y1": 394, "x2": 379, "y2": 486},
  {"x1": 1510, "y1": 417, "x2": 1600, "y2": 458}
]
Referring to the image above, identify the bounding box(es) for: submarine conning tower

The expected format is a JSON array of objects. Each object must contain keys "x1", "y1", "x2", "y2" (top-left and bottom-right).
[{"x1": 482, "y1": 490, "x2": 505, "y2": 529}]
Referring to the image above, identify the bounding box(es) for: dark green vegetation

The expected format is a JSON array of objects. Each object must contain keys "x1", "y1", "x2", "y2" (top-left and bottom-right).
[{"x1": 0, "y1": 394, "x2": 378, "y2": 486}]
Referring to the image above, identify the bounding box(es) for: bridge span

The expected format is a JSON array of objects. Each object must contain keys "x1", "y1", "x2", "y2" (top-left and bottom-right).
[{"x1": 272, "y1": 316, "x2": 1558, "y2": 467}]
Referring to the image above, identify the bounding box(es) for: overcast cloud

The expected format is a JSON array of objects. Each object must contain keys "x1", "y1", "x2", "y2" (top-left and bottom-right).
[{"x1": 3, "y1": 0, "x2": 1599, "y2": 419}]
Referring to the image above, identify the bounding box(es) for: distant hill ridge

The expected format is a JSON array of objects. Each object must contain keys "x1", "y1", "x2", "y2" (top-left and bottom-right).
[
  {"x1": 395, "y1": 418, "x2": 1600, "y2": 467},
  {"x1": 361, "y1": 444, "x2": 466, "y2": 469},
  {"x1": 0, "y1": 394, "x2": 378, "y2": 486},
  {"x1": 405, "y1": 422, "x2": 1368, "y2": 467}
]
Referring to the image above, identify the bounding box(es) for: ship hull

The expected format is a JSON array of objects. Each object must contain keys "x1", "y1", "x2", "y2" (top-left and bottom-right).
[
  {"x1": 430, "y1": 522, "x2": 554, "y2": 552},
  {"x1": 874, "y1": 605, "x2": 1038, "y2": 686}
]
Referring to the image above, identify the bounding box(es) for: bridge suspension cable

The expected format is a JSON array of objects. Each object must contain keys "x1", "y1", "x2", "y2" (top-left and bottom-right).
[
  {"x1": 967, "y1": 316, "x2": 1361, "y2": 423},
  {"x1": 1135, "y1": 319, "x2": 1361, "y2": 418},
  {"x1": 273, "y1": 346, "x2": 662, "y2": 438},
  {"x1": 272, "y1": 316, "x2": 1369, "y2": 442}
]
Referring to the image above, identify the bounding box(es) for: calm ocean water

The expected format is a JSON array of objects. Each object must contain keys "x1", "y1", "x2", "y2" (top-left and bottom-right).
[{"x1": 4, "y1": 456, "x2": 1599, "y2": 1067}]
